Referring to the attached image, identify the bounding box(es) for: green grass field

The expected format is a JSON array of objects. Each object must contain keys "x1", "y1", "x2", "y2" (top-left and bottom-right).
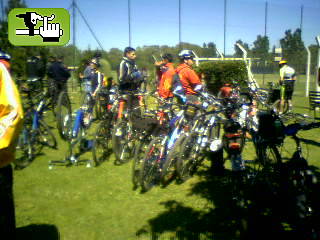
[{"x1": 13, "y1": 74, "x2": 320, "y2": 240}]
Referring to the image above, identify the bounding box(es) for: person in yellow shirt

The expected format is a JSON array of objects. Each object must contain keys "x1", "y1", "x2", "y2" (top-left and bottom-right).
[{"x1": 0, "y1": 50, "x2": 23, "y2": 238}]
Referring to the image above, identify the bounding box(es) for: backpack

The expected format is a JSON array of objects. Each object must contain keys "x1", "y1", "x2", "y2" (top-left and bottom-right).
[{"x1": 172, "y1": 73, "x2": 183, "y2": 90}]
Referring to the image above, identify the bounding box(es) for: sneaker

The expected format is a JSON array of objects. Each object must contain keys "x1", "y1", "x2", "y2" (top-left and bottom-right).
[{"x1": 115, "y1": 128, "x2": 123, "y2": 136}]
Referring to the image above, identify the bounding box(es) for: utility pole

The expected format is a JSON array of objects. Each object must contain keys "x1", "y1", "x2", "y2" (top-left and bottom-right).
[
  {"x1": 0, "y1": 0, "x2": 4, "y2": 22},
  {"x1": 263, "y1": 1, "x2": 268, "y2": 85},
  {"x1": 224, "y1": 0, "x2": 227, "y2": 56},
  {"x1": 72, "y1": 0, "x2": 76, "y2": 91},
  {"x1": 316, "y1": 36, "x2": 320, "y2": 91},
  {"x1": 128, "y1": 0, "x2": 131, "y2": 46},
  {"x1": 300, "y1": 5, "x2": 304, "y2": 33},
  {"x1": 264, "y1": 1, "x2": 268, "y2": 36},
  {"x1": 179, "y1": 0, "x2": 182, "y2": 50}
]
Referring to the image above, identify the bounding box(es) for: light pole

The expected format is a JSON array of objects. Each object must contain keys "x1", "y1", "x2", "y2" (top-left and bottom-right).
[{"x1": 316, "y1": 36, "x2": 320, "y2": 91}]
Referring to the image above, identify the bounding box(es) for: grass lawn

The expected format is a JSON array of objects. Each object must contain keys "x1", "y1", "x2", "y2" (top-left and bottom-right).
[{"x1": 13, "y1": 74, "x2": 320, "y2": 240}]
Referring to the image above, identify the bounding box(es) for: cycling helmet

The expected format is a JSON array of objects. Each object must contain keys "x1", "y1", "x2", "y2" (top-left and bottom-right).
[
  {"x1": 178, "y1": 50, "x2": 194, "y2": 60},
  {"x1": 124, "y1": 47, "x2": 136, "y2": 55},
  {"x1": 90, "y1": 58, "x2": 100, "y2": 67},
  {"x1": 0, "y1": 50, "x2": 11, "y2": 61},
  {"x1": 161, "y1": 53, "x2": 173, "y2": 62},
  {"x1": 279, "y1": 60, "x2": 287, "y2": 65}
]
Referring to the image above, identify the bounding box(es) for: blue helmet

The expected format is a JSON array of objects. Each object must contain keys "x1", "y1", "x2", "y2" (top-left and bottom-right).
[
  {"x1": 0, "y1": 50, "x2": 11, "y2": 61},
  {"x1": 178, "y1": 50, "x2": 194, "y2": 60}
]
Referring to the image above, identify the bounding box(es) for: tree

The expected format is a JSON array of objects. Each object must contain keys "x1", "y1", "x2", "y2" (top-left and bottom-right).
[
  {"x1": 251, "y1": 35, "x2": 270, "y2": 60},
  {"x1": 201, "y1": 42, "x2": 217, "y2": 57},
  {"x1": 308, "y1": 44, "x2": 319, "y2": 74},
  {"x1": 280, "y1": 28, "x2": 306, "y2": 73},
  {"x1": 234, "y1": 40, "x2": 250, "y2": 58}
]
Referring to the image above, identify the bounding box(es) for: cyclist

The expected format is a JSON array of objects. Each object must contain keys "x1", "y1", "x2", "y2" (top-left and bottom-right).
[
  {"x1": 117, "y1": 47, "x2": 144, "y2": 118},
  {"x1": 155, "y1": 53, "x2": 175, "y2": 100},
  {"x1": 26, "y1": 55, "x2": 45, "y2": 91},
  {"x1": 0, "y1": 50, "x2": 23, "y2": 238},
  {"x1": 82, "y1": 58, "x2": 104, "y2": 125},
  {"x1": 278, "y1": 60, "x2": 296, "y2": 114},
  {"x1": 175, "y1": 50, "x2": 203, "y2": 104},
  {"x1": 47, "y1": 55, "x2": 71, "y2": 106}
]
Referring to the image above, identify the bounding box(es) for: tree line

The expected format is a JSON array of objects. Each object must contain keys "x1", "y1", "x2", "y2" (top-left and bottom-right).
[{"x1": 1, "y1": 0, "x2": 318, "y2": 78}]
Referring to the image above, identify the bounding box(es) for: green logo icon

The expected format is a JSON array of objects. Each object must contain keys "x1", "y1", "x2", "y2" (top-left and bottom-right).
[{"x1": 8, "y1": 8, "x2": 70, "y2": 46}]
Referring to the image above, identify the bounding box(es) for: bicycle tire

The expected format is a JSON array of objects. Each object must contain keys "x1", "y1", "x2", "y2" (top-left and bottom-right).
[
  {"x1": 160, "y1": 133, "x2": 187, "y2": 186},
  {"x1": 272, "y1": 99, "x2": 289, "y2": 114},
  {"x1": 14, "y1": 127, "x2": 34, "y2": 168},
  {"x1": 37, "y1": 120, "x2": 57, "y2": 149},
  {"x1": 176, "y1": 132, "x2": 205, "y2": 182},
  {"x1": 112, "y1": 120, "x2": 134, "y2": 164},
  {"x1": 140, "y1": 136, "x2": 163, "y2": 192},
  {"x1": 56, "y1": 91, "x2": 72, "y2": 140},
  {"x1": 92, "y1": 120, "x2": 112, "y2": 166},
  {"x1": 131, "y1": 134, "x2": 153, "y2": 189},
  {"x1": 250, "y1": 143, "x2": 282, "y2": 185}
]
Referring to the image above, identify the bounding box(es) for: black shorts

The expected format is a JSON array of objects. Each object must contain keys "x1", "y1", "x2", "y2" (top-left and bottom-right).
[{"x1": 284, "y1": 81, "x2": 295, "y2": 100}]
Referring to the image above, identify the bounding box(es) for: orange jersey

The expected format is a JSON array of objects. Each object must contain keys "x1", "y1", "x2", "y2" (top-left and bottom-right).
[
  {"x1": 158, "y1": 63, "x2": 175, "y2": 98},
  {"x1": 175, "y1": 63, "x2": 201, "y2": 95}
]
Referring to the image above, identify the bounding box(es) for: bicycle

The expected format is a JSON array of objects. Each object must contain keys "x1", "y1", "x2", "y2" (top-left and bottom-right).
[
  {"x1": 49, "y1": 98, "x2": 97, "y2": 168},
  {"x1": 132, "y1": 97, "x2": 176, "y2": 190},
  {"x1": 277, "y1": 120, "x2": 320, "y2": 238},
  {"x1": 15, "y1": 89, "x2": 57, "y2": 169},
  {"x1": 111, "y1": 90, "x2": 147, "y2": 165},
  {"x1": 138, "y1": 100, "x2": 189, "y2": 192},
  {"x1": 161, "y1": 92, "x2": 222, "y2": 184}
]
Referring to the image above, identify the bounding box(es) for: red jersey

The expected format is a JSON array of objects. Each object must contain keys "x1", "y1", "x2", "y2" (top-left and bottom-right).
[
  {"x1": 175, "y1": 63, "x2": 201, "y2": 95},
  {"x1": 158, "y1": 62, "x2": 175, "y2": 98}
]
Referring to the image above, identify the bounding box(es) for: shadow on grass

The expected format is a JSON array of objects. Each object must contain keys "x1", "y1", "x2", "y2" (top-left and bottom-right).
[
  {"x1": 300, "y1": 138, "x2": 320, "y2": 147},
  {"x1": 137, "y1": 163, "x2": 320, "y2": 240},
  {"x1": 16, "y1": 224, "x2": 60, "y2": 240}
]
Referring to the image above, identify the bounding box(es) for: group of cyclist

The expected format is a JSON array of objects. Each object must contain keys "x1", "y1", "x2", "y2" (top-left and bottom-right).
[{"x1": 0, "y1": 44, "x2": 299, "y2": 237}]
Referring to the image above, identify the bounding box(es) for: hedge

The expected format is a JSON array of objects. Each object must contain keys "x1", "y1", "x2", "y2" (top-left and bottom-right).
[{"x1": 195, "y1": 61, "x2": 248, "y2": 94}]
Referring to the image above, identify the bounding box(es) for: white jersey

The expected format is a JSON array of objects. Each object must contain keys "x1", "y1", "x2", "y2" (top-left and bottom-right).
[{"x1": 280, "y1": 65, "x2": 296, "y2": 81}]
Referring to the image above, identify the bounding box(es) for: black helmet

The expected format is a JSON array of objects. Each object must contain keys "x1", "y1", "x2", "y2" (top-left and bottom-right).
[
  {"x1": 161, "y1": 53, "x2": 173, "y2": 62},
  {"x1": 124, "y1": 47, "x2": 136, "y2": 56}
]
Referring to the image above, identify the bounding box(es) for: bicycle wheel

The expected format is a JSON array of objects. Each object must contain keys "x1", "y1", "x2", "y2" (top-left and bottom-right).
[
  {"x1": 131, "y1": 133, "x2": 153, "y2": 189},
  {"x1": 272, "y1": 99, "x2": 289, "y2": 114},
  {"x1": 56, "y1": 91, "x2": 72, "y2": 140},
  {"x1": 94, "y1": 93, "x2": 108, "y2": 120},
  {"x1": 160, "y1": 133, "x2": 187, "y2": 186},
  {"x1": 176, "y1": 132, "x2": 205, "y2": 182},
  {"x1": 112, "y1": 120, "x2": 134, "y2": 164},
  {"x1": 14, "y1": 128, "x2": 34, "y2": 169},
  {"x1": 140, "y1": 136, "x2": 163, "y2": 192},
  {"x1": 92, "y1": 120, "x2": 112, "y2": 166},
  {"x1": 37, "y1": 120, "x2": 57, "y2": 149},
  {"x1": 248, "y1": 141, "x2": 282, "y2": 189}
]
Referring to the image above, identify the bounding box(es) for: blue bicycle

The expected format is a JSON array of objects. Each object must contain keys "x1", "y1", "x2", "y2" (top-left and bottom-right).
[
  {"x1": 49, "y1": 93, "x2": 97, "y2": 168},
  {"x1": 15, "y1": 90, "x2": 57, "y2": 169}
]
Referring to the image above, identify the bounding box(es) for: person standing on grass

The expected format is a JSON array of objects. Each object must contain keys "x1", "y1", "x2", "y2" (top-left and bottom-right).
[
  {"x1": 278, "y1": 60, "x2": 296, "y2": 113},
  {"x1": 47, "y1": 56, "x2": 71, "y2": 106},
  {"x1": 0, "y1": 50, "x2": 24, "y2": 239}
]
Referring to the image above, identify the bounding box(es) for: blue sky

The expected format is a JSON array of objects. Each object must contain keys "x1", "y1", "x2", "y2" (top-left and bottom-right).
[{"x1": 14, "y1": 0, "x2": 320, "y2": 54}]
